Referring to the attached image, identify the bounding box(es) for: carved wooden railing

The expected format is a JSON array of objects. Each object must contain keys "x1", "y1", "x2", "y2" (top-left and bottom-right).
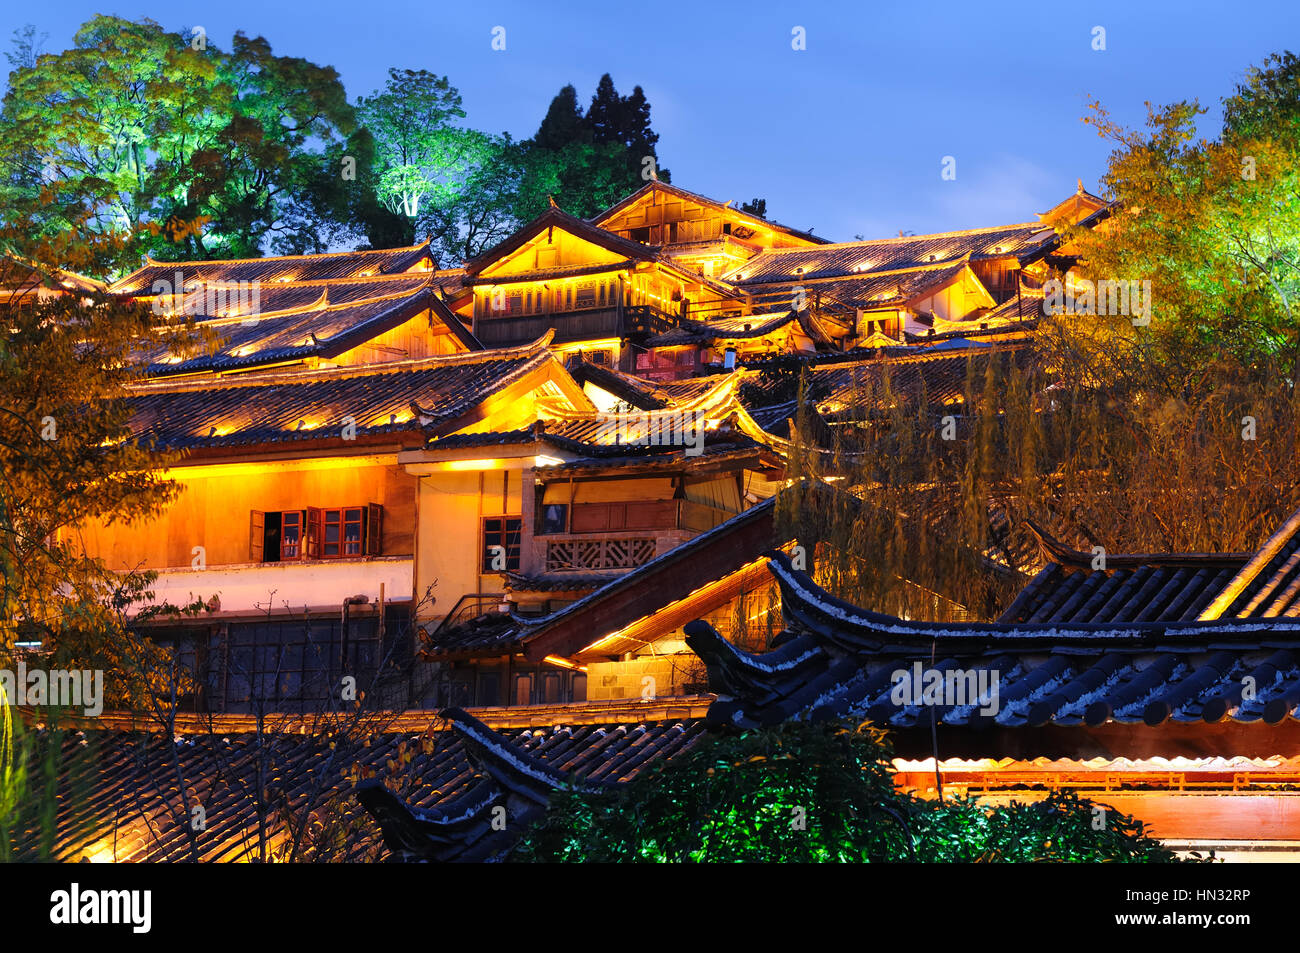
[{"x1": 545, "y1": 537, "x2": 657, "y2": 572}]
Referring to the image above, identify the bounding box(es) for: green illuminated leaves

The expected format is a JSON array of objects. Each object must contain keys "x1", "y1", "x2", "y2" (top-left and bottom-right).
[{"x1": 511, "y1": 720, "x2": 1182, "y2": 863}]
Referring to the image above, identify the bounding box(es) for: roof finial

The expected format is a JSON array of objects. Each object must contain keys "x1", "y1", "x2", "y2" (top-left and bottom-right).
[
  {"x1": 547, "y1": 194, "x2": 558, "y2": 209},
  {"x1": 1077, "y1": 177, "x2": 1083, "y2": 193}
]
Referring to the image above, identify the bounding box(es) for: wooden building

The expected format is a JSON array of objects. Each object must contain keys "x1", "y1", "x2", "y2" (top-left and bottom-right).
[{"x1": 60, "y1": 178, "x2": 1106, "y2": 717}]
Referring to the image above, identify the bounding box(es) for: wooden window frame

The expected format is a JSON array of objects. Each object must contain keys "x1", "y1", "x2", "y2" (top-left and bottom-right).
[
  {"x1": 481, "y1": 515, "x2": 523, "y2": 572},
  {"x1": 280, "y1": 509, "x2": 306, "y2": 561},
  {"x1": 252, "y1": 504, "x2": 383, "y2": 563}
]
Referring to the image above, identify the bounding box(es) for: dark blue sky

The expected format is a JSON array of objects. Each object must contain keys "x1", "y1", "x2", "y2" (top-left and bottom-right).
[{"x1": 7, "y1": 1, "x2": 1299, "y2": 241}]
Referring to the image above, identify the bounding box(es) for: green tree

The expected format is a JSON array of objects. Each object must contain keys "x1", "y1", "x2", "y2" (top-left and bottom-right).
[
  {"x1": 0, "y1": 16, "x2": 355, "y2": 270},
  {"x1": 512, "y1": 720, "x2": 1184, "y2": 862},
  {"x1": 354, "y1": 68, "x2": 517, "y2": 261},
  {"x1": 521, "y1": 75, "x2": 670, "y2": 220},
  {"x1": 1070, "y1": 51, "x2": 1300, "y2": 374},
  {"x1": 533, "y1": 84, "x2": 588, "y2": 151},
  {"x1": 0, "y1": 215, "x2": 202, "y2": 697}
]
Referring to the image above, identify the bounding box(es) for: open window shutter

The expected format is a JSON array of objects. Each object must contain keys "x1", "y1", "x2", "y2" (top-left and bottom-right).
[
  {"x1": 305, "y1": 506, "x2": 322, "y2": 559},
  {"x1": 366, "y1": 503, "x2": 383, "y2": 556},
  {"x1": 249, "y1": 510, "x2": 265, "y2": 562}
]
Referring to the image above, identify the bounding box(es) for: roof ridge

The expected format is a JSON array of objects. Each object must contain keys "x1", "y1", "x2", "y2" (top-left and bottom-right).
[
  {"x1": 1198, "y1": 505, "x2": 1300, "y2": 620},
  {"x1": 737, "y1": 222, "x2": 1056, "y2": 260},
  {"x1": 136, "y1": 240, "x2": 431, "y2": 270},
  {"x1": 130, "y1": 330, "x2": 555, "y2": 394},
  {"x1": 590, "y1": 180, "x2": 829, "y2": 244},
  {"x1": 1025, "y1": 517, "x2": 1251, "y2": 569},
  {"x1": 159, "y1": 288, "x2": 331, "y2": 326},
  {"x1": 187, "y1": 272, "x2": 433, "y2": 289}
]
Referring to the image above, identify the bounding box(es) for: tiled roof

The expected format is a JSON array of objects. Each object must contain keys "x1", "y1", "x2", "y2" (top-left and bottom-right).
[
  {"x1": 739, "y1": 263, "x2": 975, "y2": 316},
  {"x1": 138, "y1": 282, "x2": 478, "y2": 376},
  {"x1": 686, "y1": 551, "x2": 1300, "y2": 733},
  {"x1": 126, "y1": 338, "x2": 558, "y2": 451},
  {"x1": 1000, "y1": 558, "x2": 1250, "y2": 625},
  {"x1": 725, "y1": 224, "x2": 1057, "y2": 284},
  {"x1": 645, "y1": 310, "x2": 797, "y2": 347},
  {"x1": 504, "y1": 571, "x2": 610, "y2": 593},
  {"x1": 422, "y1": 419, "x2": 770, "y2": 465},
  {"x1": 420, "y1": 427, "x2": 541, "y2": 451},
  {"x1": 358, "y1": 708, "x2": 708, "y2": 861},
  {"x1": 110, "y1": 243, "x2": 434, "y2": 295},
  {"x1": 109, "y1": 244, "x2": 479, "y2": 376},
  {"x1": 591, "y1": 180, "x2": 829, "y2": 246},
  {"x1": 1200, "y1": 508, "x2": 1300, "y2": 620},
  {"x1": 564, "y1": 357, "x2": 729, "y2": 410},
  {"x1": 19, "y1": 705, "x2": 708, "y2": 863},
  {"x1": 423, "y1": 612, "x2": 523, "y2": 658}
]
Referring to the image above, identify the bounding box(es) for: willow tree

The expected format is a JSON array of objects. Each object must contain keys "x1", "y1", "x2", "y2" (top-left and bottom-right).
[
  {"x1": 773, "y1": 324, "x2": 1300, "y2": 623},
  {"x1": 769, "y1": 52, "x2": 1300, "y2": 623},
  {"x1": 773, "y1": 349, "x2": 1033, "y2": 622}
]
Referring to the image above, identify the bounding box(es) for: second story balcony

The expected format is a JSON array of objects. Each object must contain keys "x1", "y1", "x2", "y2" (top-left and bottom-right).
[
  {"x1": 529, "y1": 499, "x2": 737, "y2": 574},
  {"x1": 473, "y1": 305, "x2": 679, "y2": 347}
]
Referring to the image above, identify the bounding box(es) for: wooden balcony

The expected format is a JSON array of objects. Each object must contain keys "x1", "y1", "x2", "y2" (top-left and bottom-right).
[
  {"x1": 546, "y1": 536, "x2": 657, "y2": 572},
  {"x1": 537, "y1": 502, "x2": 736, "y2": 573},
  {"x1": 473, "y1": 305, "x2": 678, "y2": 347}
]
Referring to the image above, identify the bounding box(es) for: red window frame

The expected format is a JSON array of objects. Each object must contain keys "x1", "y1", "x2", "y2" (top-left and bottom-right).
[{"x1": 253, "y1": 505, "x2": 382, "y2": 562}]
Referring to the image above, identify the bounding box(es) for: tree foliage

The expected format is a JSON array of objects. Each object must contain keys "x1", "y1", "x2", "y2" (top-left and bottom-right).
[
  {"x1": 0, "y1": 16, "x2": 355, "y2": 271},
  {"x1": 772, "y1": 52, "x2": 1300, "y2": 622},
  {"x1": 512, "y1": 720, "x2": 1184, "y2": 862},
  {"x1": 0, "y1": 216, "x2": 203, "y2": 705},
  {"x1": 521, "y1": 74, "x2": 669, "y2": 220},
  {"x1": 1071, "y1": 52, "x2": 1300, "y2": 373}
]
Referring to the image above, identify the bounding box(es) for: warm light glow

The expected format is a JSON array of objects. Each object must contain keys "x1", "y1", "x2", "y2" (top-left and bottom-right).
[
  {"x1": 434, "y1": 457, "x2": 513, "y2": 472},
  {"x1": 534, "y1": 454, "x2": 565, "y2": 467},
  {"x1": 162, "y1": 453, "x2": 399, "y2": 480},
  {"x1": 542, "y1": 655, "x2": 587, "y2": 672},
  {"x1": 84, "y1": 844, "x2": 116, "y2": 863}
]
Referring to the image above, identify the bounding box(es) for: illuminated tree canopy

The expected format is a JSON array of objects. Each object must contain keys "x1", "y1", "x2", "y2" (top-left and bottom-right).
[
  {"x1": 0, "y1": 17, "x2": 355, "y2": 269},
  {"x1": 512, "y1": 721, "x2": 1183, "y2": 863},
  {"x1": 1072, "y1": 51, "x2": 1300, "y2": 372}
]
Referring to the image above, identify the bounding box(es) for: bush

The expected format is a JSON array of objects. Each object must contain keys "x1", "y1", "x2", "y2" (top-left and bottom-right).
[{"x1": 511, "y1": 720, "x2": 1193, "y2": 863}]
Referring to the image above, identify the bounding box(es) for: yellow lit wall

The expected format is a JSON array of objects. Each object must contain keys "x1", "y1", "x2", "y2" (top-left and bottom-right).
[
  {"x1": 70, "y1": 459, "x2": 416, "y2": 570},
  {"x1": 414, "y1": 468, "x2": 521, "y2": 621}
]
